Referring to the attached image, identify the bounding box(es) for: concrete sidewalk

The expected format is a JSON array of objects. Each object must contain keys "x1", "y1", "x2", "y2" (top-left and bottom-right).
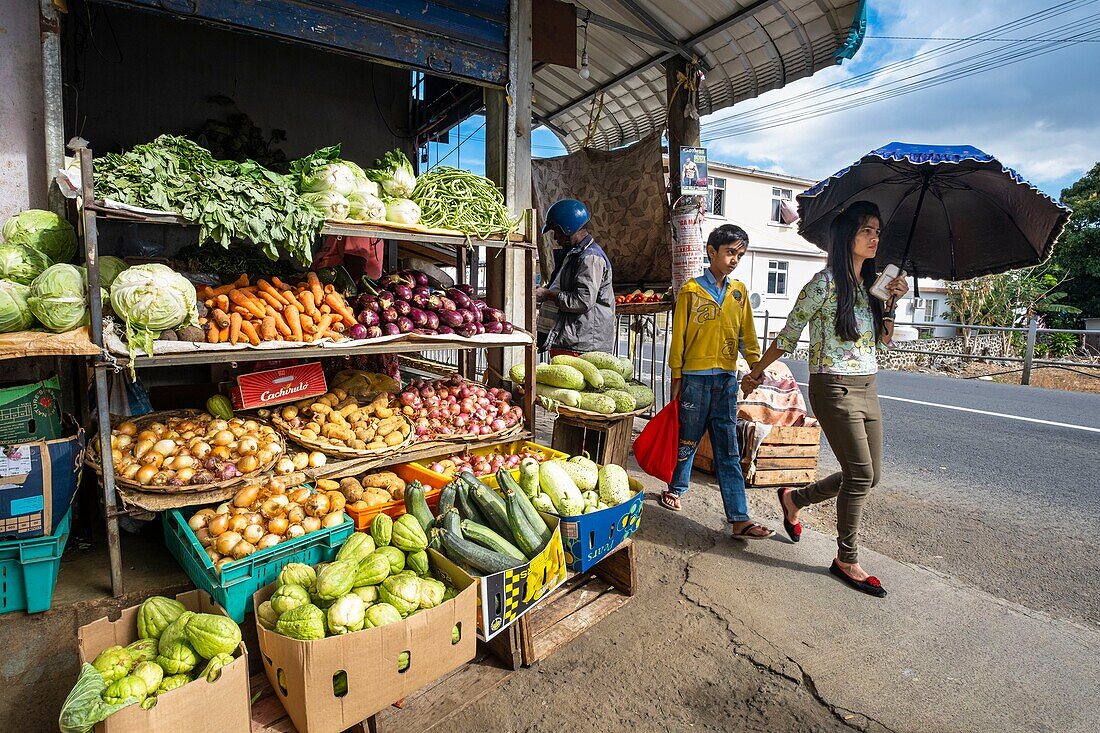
[{"x1": 465, "y1": 466, "x2": 1100, "y2": 733}]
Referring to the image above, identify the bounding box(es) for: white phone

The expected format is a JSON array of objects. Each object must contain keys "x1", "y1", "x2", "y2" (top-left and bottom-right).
[{"x1": 870, "y1": 264, "x2": 905, "y2": 302}]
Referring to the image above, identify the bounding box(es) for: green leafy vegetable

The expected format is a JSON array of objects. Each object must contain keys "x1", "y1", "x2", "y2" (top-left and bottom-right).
[
  {"x1": 367, "y1": 149, "x2": 417, "y2": 198},
  {"x1": 2, "y1": 209, "x2": 76, "y2": 264},
  {"x1": 93, "y1": 135, "x2": 321, "y2": 264},
  {"x1": 97, "y1": 256, "x2": 128, "y2": 291},
  {"x1": 28, "y1": 264, "x2": 87, "y2": 333},
  {"x1": 385, "y1": 198, "x2": 421, "y2": 226},
  {"x1": 301, "y1": 191, "x2": 351, "y2": 221},
  {"x1": 58, "y1": 664, "x2": 140, "y2": 733},
  {"x1": 411, "y1": 167, "x2": 521, "y2": 238},
  {"x1": 0, "y1": 279, "x2": 33, "y2": 332},
  {"x1": 0, "y1": 243, "x2": 52, "y2": 285},
  {"x1": 110, "y1": 264, "x2": 198, "y2": 362}
]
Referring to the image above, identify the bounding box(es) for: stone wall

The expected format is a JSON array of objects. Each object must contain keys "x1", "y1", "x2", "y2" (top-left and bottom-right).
[{"x1": 790, "y1": 333, "x2": 1015, "y2": 371}]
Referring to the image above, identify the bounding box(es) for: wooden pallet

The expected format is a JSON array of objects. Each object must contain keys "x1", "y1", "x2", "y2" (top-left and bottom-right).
[
  {"x1": 695, "y1": 424, "x2": 820, "y2": 486},
  {"x1": 517, "y1": 539, "x2": 637, "y2": 667}
]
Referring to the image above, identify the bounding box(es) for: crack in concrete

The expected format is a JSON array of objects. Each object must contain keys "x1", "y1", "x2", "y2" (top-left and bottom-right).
[{"x1": 676, "y1": 542, "x2": 899, "y2": 733}]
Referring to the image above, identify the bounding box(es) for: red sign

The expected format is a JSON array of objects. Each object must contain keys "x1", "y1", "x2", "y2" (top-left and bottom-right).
[{"x1": 232, "y1": 362, "x2": 327, "y2": 409}]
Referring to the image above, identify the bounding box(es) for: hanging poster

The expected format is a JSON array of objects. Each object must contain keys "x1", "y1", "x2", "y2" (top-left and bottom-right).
[{"x1": 679, "y1": 147, "x2": 709, "y2": 196}]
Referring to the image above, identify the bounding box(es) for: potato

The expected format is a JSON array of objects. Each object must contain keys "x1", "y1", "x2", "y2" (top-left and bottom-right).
[
  {"x1": 384, "y1": 431, "x2": 404, "y2": 447},
  {"x1": 326, "y1": 491, "x2": 346, "y2": 514},
  {"x1": 316, "y1": 478, "x2": 340, "y2": 492},
  {"x1": 338, "y1": 478, "x2": 365, "y2": 503}
]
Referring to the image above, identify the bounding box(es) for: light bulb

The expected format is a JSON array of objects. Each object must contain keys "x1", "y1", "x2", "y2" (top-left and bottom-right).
[{"x1": 579, "y1": 50, "x2": 590, "y2": 79}]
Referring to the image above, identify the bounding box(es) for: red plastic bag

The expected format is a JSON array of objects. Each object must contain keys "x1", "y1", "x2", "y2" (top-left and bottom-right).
[{"x1": 633, "y1": 399, "x2": 680, "y2": 484}]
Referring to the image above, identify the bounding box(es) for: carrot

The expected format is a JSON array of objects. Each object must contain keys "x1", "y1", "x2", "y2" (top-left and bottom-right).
[
  {"x1": 285, "y1": 304, "x2": 303, "y2": 341},
  {"x1": 257, "y1": 290, "x2": 284, "y2": 311},
  {"x1": 307, "y1": 272, "x2": 325, "y2": 306},
  {"x1": 215, "y1": 294, "x2": 230, "y2": 313},
  {"x1": 197, "y1": 285, "x2": 214, "y2": 301},
  {"x1": 233, "y1": 274, "x2": 249, "y2": 288},
  {"x1": 314, "y1": 313, "x2": 335, "y2": 337},
  {"x1": 323, "y1": 330, "x2": 344, "y2": 341},
  {"x1": 300, "y1": 314, "x2": 315, "y2": 332},
  {"x1": 260, "y1": 315, "x2": 277, "y2": 341},
  {"x1": 270, "y1": 276, "x2": 292, "y2": 292},
  {"x1": 210, "y1": 282, "x2": 237, "y2": 296},
  {"x1": 323, "y1": 284, "x2": 335, "y2": 294},
  {"x1": 319, "y1": 304, "x2": 331, "y2": 315},
  {"x1": 240, "y1": 320, "x2": 262, "y2": 346},
  {"x1": 324, "y1": 292, "x2": 356, "y2": 327},
  {"x1": 300, "y1": 291, "x2": 324, "y2": 321},
  {"x1": 258, "y1": 280, "x2": 290, "y2": 306},
  {"x1": 206, "y1": 322, "x2": 219, "y2": 344},
  {"x1": 270, "y1": 310, "x2": 292, "y2": 338},
  {"x1": 229, "y1": 290, "x2": 266, "y2": 319},
  {"x1": 229, "y1": 312, "x2": 243, "y2": 345},
  {"x1": 210, "y1": 309, "x2": 231, "y2": 329},
  {"x1": 218, "y1": 326, "x2": 230, "y2": 343}
]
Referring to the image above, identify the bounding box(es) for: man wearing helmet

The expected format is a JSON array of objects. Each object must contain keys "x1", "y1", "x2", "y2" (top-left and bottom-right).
[{"x1": 535, "y1": 199, "x2": 616, "y2": 356}]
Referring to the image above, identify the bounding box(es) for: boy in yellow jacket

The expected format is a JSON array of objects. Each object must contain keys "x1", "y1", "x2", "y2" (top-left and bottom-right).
[{"x1": 661, "y1": 225, "x2": 773, "y2": 539}]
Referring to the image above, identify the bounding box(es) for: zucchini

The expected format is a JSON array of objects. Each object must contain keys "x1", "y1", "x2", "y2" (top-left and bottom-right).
[
  {"x1": 404, "y1": 482, "x2": 434, "y2": 532},
  {"x1": 455, "y1": 479, "x2": 488, "y2": 525},
  {"x1": 441, "y1": 530, "x2": 523, "y2": 574},
  {"x1": 460, "y1": 519, "x2": 526, "y2": 561},
  {"x1": 460, "y1": 472, "x2": 512, "y2": 539},
  {"x1": 496, "y1": 469, "x2": 551, "y2": 545},
  {"x1": 437, "y1": 482, "x2": 458, "y2": 518},
  {"x1": 503, "y1": 487, "x2": 549, "y2": 558},
  {"x1": 428, "y1": 527, "x2": 443, "y2": 551},
  {"x1": 441, "y1": 508, "x2": 462, "y2": 536}
]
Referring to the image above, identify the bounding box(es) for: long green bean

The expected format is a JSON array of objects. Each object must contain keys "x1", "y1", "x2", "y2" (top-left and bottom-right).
[{"x1": 411, "y1": 167, "x2": 522, "y2": 239}]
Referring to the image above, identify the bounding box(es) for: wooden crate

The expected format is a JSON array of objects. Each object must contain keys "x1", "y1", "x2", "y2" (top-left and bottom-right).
[
  {"x1": 551, "y1": 412, "x2": 635, "y2": 467},
  {"x1": 695, "y1": 424, "x2": 820, "y2": 487},
  {"x1": 517, "y1": 539, "x2": 637, "y2": 667}
]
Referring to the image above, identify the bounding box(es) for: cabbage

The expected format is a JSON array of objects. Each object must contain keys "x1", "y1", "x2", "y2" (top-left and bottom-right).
[
  {"x1": 385, "y1": 198, "x2": 421, "y2": 226},
  {"x1": 348, "y1": 193, "x2": 385, "y2": 222},
  {"x1": 301, "y1": 191, "x2": 351, "y2": 221},
  {"x1": 2, "y1": 209, "x2": 76, "y2": 264},
  {"x1": 0, "y1": 243, "x2": 52, "y2": 285},
  {"x1": 58, "y1": 664, "x2": 140, "y2": 733},
  {"x1": 97, "y1": 256, "x2": 128, "y2": 290},
  {"x1": 28, "y1": 264, "x2": 87, "y2": 333},
  {"x1": 0, "y1": 280, "x2": 33, "y2": 333},
  {"x1": 110, "y1": 264, "x2": 197, "y2": 359},
  {"x1": 354, "y1": 177, "x2": 380, "y2": 199},
  {"x1": 300, "y1": 163, "x2": 357, "y2": 197},
  {"x1": 367, "y1": 150, "x2": 416, "y2": 198}
]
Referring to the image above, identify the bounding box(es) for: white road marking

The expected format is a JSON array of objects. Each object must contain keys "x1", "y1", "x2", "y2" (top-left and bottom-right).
[{"x1": 795, "y1": 382, "x2": 1100, "y2": 434}]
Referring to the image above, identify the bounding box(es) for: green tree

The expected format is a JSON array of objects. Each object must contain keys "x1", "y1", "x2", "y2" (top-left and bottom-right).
[{"x1": 1052, "y1": 163, "x2": 1100, "y2": 324}]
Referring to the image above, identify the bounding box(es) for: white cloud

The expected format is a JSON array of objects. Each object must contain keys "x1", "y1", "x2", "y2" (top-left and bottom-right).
[{"x1": 700, "y1": 0, "x2": 1100, "y2": 198}]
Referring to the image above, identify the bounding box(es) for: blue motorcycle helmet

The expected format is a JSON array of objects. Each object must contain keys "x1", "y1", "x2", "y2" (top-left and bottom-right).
[{"x1": 542, "y1": 199, "x2": 590, "y2": 236}]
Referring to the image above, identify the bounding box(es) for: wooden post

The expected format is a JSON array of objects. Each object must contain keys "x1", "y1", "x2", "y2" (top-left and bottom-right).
[{"x1": 665, "y1": 56, "x2": 701, "y2": 204}]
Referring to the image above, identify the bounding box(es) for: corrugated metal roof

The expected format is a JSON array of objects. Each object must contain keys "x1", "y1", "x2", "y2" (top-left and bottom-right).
[{"x1": 535, "y1": 0, "x2": 865, "y2": 151}]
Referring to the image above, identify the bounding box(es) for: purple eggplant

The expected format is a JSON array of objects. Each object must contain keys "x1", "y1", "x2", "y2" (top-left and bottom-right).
[
  {"x1": 437, "y1": 296, "x2": 457, "y2": 312},
  {"x1": 393, "y1": 299, "x2": 412, "y2": 318},
  {"x1": 501, "y1": 322, "x2": 514, "y2": 335},
  {"x1": 356, "y1": 294, "x2": 379, "y2": 312},
  {"x1": 484, "y1": 321, "x2": 503, "y2": 334},
  {"x1": 348, "y1": 324, "x2": 369, "y2": 340},
  {"x1": 380, "y1": 273, "x2": 412, "y2": 289},
  {"x1": 396, "y1": 316, "x2": 414, "y2": 333},
  {"x1": 366, "y1": 325, "x2": 384, "y2": 339},
  {"x1": 447, "y1": 288, "x2": 473, "y2": 310},
  {"x1": 376, "y1": 292, "x2": 395, "y2": 311},
  {"x1": 438, "y1": 309, "x2": 464, "y2": 328},
  {"x1": 409, "y1": 308, "x2": 428, "y2": 328},
  {"x1": 454, "y1": 283, "x2": 475, "y2": 297},
  {"x1": 481, "y1": 307, "x2": 505, "y2": 324},
  {"x1": 412, "y1": 285, "x2": 430, "y2": 297},
  {"x1": 460, "y1": 309, "x2": 476, "y2": 325},
  {"x1": 457, "y1": 323, "x2": 478, "y2": 338},
  {"x1": 414, "y1": 272, "x2": 430, "y2": 287},
  {"x1": 438, "y1": 325, "x2": 455, "y2": 335},
  {"x1": 357, "y1": 309, "x2": 381, "y2": 327},
  {"x1": 380, "y1": 306, "x2": 399, "y2": 324},
  {"x1": 472, "y1": 299, "x2": 487, "y2": 312},
  {"x1": 392, "y1": 284, "x2": 414, "y2": 302},
  {"x1": 411, "y1": 292, "x2": 432, "y2": 310},
  {"x1": 424, "y1": 311, "x2": 440, "y2": 330},
  {"x1": 382, "y1": 323, "x2": 401, "y2": 336},
  {"x1": 474, "y1": 322, "x2": 486, "y2": 335}
]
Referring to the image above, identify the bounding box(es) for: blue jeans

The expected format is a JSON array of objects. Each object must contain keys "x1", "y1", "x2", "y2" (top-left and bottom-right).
[{"x1": 669, "y1": 373, "x2": 750, "y2": 523}]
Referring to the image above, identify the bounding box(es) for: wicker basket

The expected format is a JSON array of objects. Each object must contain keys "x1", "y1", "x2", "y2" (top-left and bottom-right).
[{"x1": 271, "y1": 413, "x2": 415, "y2": 458}]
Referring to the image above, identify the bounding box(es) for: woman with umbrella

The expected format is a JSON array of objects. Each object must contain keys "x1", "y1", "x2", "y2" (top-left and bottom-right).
[{"x1": 741, "y1": 201, "x2": 907, "y2": 598}]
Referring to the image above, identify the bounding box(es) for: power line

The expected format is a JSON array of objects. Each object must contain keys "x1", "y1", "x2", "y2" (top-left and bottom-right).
[
  {"x1": 867, "y1": 35, "x2": 1100, "y2": 42},
  {"x1": 428, "y1": 122, "x2": 486, "y2": 170}
]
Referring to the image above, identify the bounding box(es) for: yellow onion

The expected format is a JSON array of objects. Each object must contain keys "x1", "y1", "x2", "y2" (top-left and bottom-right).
[
  {"x1": 136, "y1": 430, "x2": 158, "y2": 443},
  {"x1": 326, "y1": 492, "x2": 346, "y2": 514},
  {"x1": 149, "y1": 422, "x2": 167, "y2": 435},
  {"x1": 133, "y1": 439, "x2": 155, "y2": 460},
  {"x1": 117, "y1": 421, "x2": 138, "y2": 436},
  {"x1": 215, "y1": 502, "x2": 232, "y2": 515},
  {"x1": 308, "y1": 452, "x2": 327, "y2": 468},
  {"x1": 260, "y1": 497, "x2": 287, "y2": 519},
  {"x1": 291, "y1": 453, "x2": 309, "y2": 471},
  {"x1": 237, "y1": 437, "x2": 258, "y2": 456},
  {"x1": 256, "y1": 449, "x2": 275, "y2": 467},
  {"x1": 207, "y1": 513, "x2": 230, "y2": 537},
  {"x1": 242, "y1": 524, "x2": 264, "y2": 545},
  {"x1": 233, "y1": 485, "x2": 260, "y2": 508},
  {"x1": 267, "y1": 516, "x2": 289, "y2": 536},
  {"x1": 275, "y1": 458, "x2": 295, "y2": 475},
  {"x1": 237, "y1": 455, "x2": 259, "y2": 474},
  {"x1": 258, "y1": 534, "x2": 281, "y2": 550},
  {"x1": 206, "y1": 548, "x2": 221, "y2": 564},
  {"x1": 210, "y1": 445, "x2": 231, "y2": 461},
  {"x1": 304, "y1": 493, "x2": 330, "y2": 518},
  {"x1": 111, "y1": 449, "x2": 124, "y2": 466},
  {"x1": 302, "y1": 516, "x2": 321, "y2": 534},
  {"x1": 195, "y1": 528, "x2": 213, "y2": 547},
  {"x1": 215, "y1": 557, "x2": 234, "y2": 574},
  {"x1": 176, "y1": 467, "x2": 195, "y2": 484},
  {"x1": 228, "y1": 515, "x2": 249, "y2": 534},
  {"x1": 212, "y1": 430, "x2": 235, "y2": 446},
  {"x1": 215, "y1": 531, "x2": 242, "y2": 555},
  {"x1": 114, "y1": 434, "x2": 133, "y2": 450},
  {"x1": 288, "y1": 488, "x2": 312, "y2": 505},
  {"x1": 122, "y1": 464, "x2": 141, "y2": 480},
  {"x1": 209, "y1": 419, "x2": 229, "y2": 432},
  {"x1": 322, "y1": 512, "x2": 345, "y2": 528},
  {"x1": 187, "y1": 513, "x2": 208, "y2": 531},
  {"x1": 280, "y1": 406, "x2": 298, "y2": 420},
  {"x1": 171, "y1": 454, "x2": 195, "y2": 470},
  {"x1": 136, "y1": 465, "x2": 158, "y2": 485},
  {"x1": 243, "y1": 420, "x2": 259, "y2": 432},
  {"x1": 191, "y1": 441, "x2": 212, "y2": 459},
  {"x1": 152, "y1": 439, "x2": 177, "y2": 456},
  {"x1": 286, "y1": 505, "x2": 305, "y2": 525},
  {"x1": 139, "y1": 452, "x2": 164, "y2": 467},
  {"x1": 286, "y1": 524, "x2": 305, "y2": 539}
]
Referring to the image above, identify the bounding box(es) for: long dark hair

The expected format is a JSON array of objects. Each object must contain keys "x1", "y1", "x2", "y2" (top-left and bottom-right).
[{"x1": 828, "y1": 201, "x2": 884, "y2": 342}]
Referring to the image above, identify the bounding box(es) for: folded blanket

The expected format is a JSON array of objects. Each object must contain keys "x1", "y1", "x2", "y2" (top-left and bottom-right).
[{"x1": 735, "y1": 358, "x2": 807, "y2": 427}]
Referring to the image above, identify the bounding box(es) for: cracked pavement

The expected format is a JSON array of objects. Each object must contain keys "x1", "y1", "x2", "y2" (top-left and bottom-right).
[{"x1": 462, "y1": 461, "x2": 1100, "y2": 733}]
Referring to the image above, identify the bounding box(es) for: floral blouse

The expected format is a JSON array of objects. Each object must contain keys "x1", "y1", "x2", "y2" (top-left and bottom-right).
[{"x1": 775, "y1": 269, "x2": 883, "y2": 375}]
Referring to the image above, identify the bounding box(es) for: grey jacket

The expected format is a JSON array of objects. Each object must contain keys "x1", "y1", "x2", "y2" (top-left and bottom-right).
[{"x1": 546, "y1": 236, "x2": 616, "y2": 353}]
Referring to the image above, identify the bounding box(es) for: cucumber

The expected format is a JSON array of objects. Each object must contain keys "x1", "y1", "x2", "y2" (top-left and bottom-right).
[
  {"x1": 460, "y1": 472, "x2": 512, "y2": 539},
  {"x1": 404, "y1": 482, "x2": 434, "y2": 532},
  {"x1": 441, "y1": 530, "x2": 523, "y2": 574},
  {"x1": 503, "y1": 486, "x2": 549, "y2": 558},
  {"x1": 496, "y1": 469, "x2": 551, "y2": 545},
  {"x1": 437, "y1": 482, "x2": 458, "y2": 519},
  {"x1": 460, "y1": 519, "x2": 527, "y2": 561},
  {"x1": 455, "y1": 479, "x2": 488, "y2": 525},
  {"x1": 441, "y1": 508, "x2": 462, "y2": 536}
]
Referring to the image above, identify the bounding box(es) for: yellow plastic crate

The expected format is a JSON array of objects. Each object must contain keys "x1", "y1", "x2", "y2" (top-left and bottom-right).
[{"x1": 411, "y1": 441, "x2": 569, "y2": 488}]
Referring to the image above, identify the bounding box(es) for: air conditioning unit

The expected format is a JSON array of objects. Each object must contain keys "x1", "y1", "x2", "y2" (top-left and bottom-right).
[{"x1": 749, "y1": 292, "x2": 763, "y2": 309}]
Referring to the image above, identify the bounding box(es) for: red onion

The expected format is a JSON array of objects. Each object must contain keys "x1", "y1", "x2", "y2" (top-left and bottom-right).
[
  {"x1": 400, "y1": 392, "x2": 418, "y2": 406},
  {"x1": 490, "y1": 419, "x2": 507, "y2": 432}
]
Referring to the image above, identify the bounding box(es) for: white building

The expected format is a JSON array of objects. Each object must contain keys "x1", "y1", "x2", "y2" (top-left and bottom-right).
[{"x1": 701, "y1": 159, "x2": 955, "y2": 342}]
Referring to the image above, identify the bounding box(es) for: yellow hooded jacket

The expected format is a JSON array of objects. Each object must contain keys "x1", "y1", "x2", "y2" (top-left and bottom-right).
[{"x1": 669, "y1": 276, "x2": 761, "y2": 379}]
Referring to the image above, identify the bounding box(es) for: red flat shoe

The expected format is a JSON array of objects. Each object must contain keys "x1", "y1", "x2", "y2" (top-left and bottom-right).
[
  {"x1": 830, "y1": 560, "x2": 887, "y2": 598},
  {"x1": 777, "y1": 487, "x2": 801, "y2": 543}
]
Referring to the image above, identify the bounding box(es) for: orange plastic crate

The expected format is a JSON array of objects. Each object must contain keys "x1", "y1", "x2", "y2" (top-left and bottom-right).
[
  {"x1": 411, "y1": 441, "x2": 569, "y2": 489},
  {"x1": 343, "y1": 463, "x2": 449, "y2": 532}
]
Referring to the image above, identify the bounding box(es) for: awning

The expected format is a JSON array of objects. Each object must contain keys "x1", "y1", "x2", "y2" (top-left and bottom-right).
[{"x1": 536, "y1": 0, "x2": 867, "y2": 151}]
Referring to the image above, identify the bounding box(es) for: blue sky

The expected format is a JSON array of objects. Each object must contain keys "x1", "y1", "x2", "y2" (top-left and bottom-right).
[{"x1": 426, "y1": 0, "x2": 1099, "y2": 200}]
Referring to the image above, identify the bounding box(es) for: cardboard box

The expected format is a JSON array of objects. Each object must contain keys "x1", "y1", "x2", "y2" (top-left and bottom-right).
[
  {"x1": 253, "y1": 573, "x2": 477, "y2": 733},
  {"x1": 430, "y1": 512, "x2": 567, "y2": 641},
  {"x1": 557, "y1": 490, "x2": 644, "y2": 572},
  {"x1": 77, "y1": 590, "x2": 251, "y2": 733},
  {"x1": 0, "y1": 420, "x2": 83, "y2": 540},
  {"x1": 0, "y1": 377, "x2": 63, "y2": 442},
  {"x1": 231, "y1": 361, "x2": 327, "y2": 409}
]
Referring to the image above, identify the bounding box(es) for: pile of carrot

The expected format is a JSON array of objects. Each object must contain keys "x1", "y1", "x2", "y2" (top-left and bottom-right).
[{"x1": 196, "y1": 273, "x2": 357, "y2": 345}]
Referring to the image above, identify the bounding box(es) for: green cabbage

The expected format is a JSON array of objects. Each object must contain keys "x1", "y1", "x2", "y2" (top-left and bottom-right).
[
  {"x1": 2, "y1": 209, "x2": 76, "y2": 264},
  {"x1": 367, "y1": 150, "x2": 416, "y2": 198},
  {"x1": 0, "y1": 243, "x2": 52, "y2": 285},
  {"x1": 58, "y1": 664, "x2": 140, "y2": 733},
  {"x1": 347, "y1": 192, "x2": 385, "y2": 222},
  {"x1": 97, "y1": 256, "x2": 128, "y2": 291},
  {"x1": 0, "y1": 279, "x2": 33, "y2": 332},
  {"x1": 385, "y1": 198, "x2": 421, "y2": 226},
  {"x1": 301, "y1": 191, "x2": 351, "y2": 221},
  {"x1": 29, "y1": 264, "x2": 88, "y2": 332},
  {"x1": 300, "y1": 162, "x2": 357, "y2": 196},
  {"x1": 110, "y1": 264, "x2": 197, "y2": 358}
]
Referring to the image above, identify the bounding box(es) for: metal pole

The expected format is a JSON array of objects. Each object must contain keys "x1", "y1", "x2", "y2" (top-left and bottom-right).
[
  {"x1": 77, "y1": 144, "x2": 125, "y2": 597},
  {"x1": 1022, "y1": 315, "x2": 1038, "y2": 386},
  {"x1": 762, "y1": 310, "x2": 769, "y2": 352},
  {"x1": 899, "y1": 174, "x2": 931, "y2": 270}
]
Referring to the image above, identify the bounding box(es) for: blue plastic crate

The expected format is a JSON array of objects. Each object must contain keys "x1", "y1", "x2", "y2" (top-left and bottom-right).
[
  {"x1": 556, "y1": 491, "x2": 643, "y2": 572},
  {"x1": 164, "y1": 506, "x2": 353, "y2": 622},
  {"x1": 0, "y1": 509, "x2": 71, "y2": 614}
]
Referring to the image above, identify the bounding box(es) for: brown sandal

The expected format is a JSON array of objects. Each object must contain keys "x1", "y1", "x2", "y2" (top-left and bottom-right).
[
  {"x1": 659, "y1": 491, "x2": 682, "y2": 511},
  {"x1": 731, "y1": 522, "x2": 775, "y2": 540}
]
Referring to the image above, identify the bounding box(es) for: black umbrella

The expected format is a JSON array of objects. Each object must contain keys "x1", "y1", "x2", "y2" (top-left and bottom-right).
[{"x1": 796, "y1": 142, "x2": 1072, "y2": 282}]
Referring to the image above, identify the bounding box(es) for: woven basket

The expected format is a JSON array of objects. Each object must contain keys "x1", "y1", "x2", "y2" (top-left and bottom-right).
[{"x1": 272, "y1": 414, "x2": 415, "y2": 458}]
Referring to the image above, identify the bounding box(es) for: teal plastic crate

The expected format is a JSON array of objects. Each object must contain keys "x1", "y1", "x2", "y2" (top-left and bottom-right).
[
  {"x1": 164, "y1": 506, "x2": 353, "y2": 622},
  {"x1": 0, "y1": 509, "x2": 71, "y2": 614}
]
